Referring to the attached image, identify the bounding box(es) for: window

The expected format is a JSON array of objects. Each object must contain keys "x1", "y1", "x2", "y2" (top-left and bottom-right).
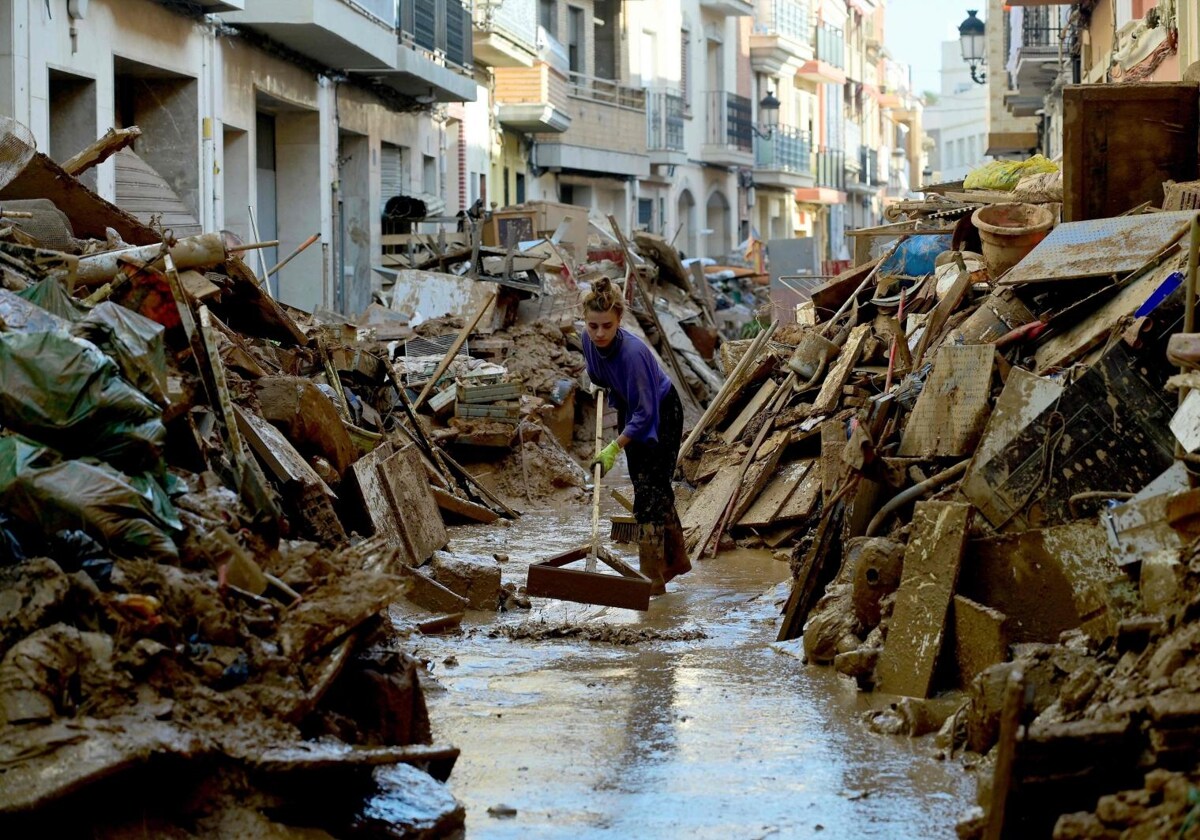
[
  {"x1": 516, "y1": 172, "x2": 526, "y2": 204},
  {"x1": 560, "y1": 183, "x2": 575, "y2": 205},
  {"x1": 638, "y1": 198, "x2": 654, "y2": 231},
  {"x1": 568, "y1": 6, "x2": 584, "y2": 74},
  {"x1": 380, "y1": 142, "x2": 409, "y2": 199},
  {"x1": 539, "y1": 0, "x2": 556, "y2": 37}
]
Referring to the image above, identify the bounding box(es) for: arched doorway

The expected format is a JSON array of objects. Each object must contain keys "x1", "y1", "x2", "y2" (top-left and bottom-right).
[
  {"x1": 705, "y1": 189, "x2": 731, "y2": 260},
  {"x1": 675, "y1": 189, "x2": 697, "y2": 259}
]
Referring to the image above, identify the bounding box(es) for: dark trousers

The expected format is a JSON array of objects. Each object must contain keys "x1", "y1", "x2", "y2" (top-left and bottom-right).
[{"x1": 623, "y1": 387, "x2": 683, "y2": 526}]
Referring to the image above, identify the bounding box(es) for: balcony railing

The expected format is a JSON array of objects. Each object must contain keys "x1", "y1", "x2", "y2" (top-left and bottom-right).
[
  {"x1": 1021, "y1": 7, "x2": 1063, "y2": 48},
  {"x1": 815, "y1": 22, "x2": 845, "y2": 68},
  {"x1": 647, "y1": 89, "x2": 686, "y2": 152},
  {"x1": 474, "y1": 0, "x2": 537, "y2": 50},
  {"x1": 816, "y1": 147, "x2": 845, "y2": 190},
  {"x1": 568, "y1": 72, "x2": 646, "y2": 110},
  {"x1": 755, "y1": 125, "x2": 812, "y2": 173},
  {"x1": 398, "y1": 0, "x2": 473, "y2": 69},
  {"x1": 754, "y1": 0, "x2": 810, "y2": 42},
  {"x1": 703, "y1": 91, "x2": 754, "y2": 152},
  {"x1": 354, "y1": 0, "x2": 396, "y2": 25},
  {"x1": 858, "y1": 146, "x2": 882, "y2": 185}
]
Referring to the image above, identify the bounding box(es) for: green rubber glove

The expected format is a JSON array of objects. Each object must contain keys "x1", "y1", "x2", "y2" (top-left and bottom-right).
[{"x1": 590, "y1": 440, "x2": 621, "y2": 477}]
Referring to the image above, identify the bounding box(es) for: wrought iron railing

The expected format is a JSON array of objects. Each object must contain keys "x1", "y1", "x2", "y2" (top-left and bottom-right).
[
  {"x1": 647, "y1": 89, "x2": 686, "y2": 152},
  {"x1": 704, "y1": 91, "x2": 754, "y2": 152},
  {"x1": 816, "y1": 147, "x2": 845, "y2": 189},
  {"x1": 755, "y1": 125, "x2": 812, "y2": 173}
]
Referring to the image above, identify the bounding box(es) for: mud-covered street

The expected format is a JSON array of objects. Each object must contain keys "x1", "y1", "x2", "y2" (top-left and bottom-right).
[{"x1": 409, "y1": 484, "x2": 972, "y2": 839}]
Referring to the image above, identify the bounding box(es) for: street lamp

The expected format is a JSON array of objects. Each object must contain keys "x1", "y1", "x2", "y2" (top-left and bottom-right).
[
  {"x1": 958, "y1": 10, "x2": 986, "y2": 85},
  {"x1": 752, "y1": 90, "x2": 781, "y2": 139}
]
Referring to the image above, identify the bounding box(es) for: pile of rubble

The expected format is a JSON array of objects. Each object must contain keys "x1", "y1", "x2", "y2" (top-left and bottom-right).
[
  {"x1": 673, "y1": 169, "x2": 1200, "y2": 835},
  {"x1": 0, "y1": 119, "x2": 735, "y2": 833}
]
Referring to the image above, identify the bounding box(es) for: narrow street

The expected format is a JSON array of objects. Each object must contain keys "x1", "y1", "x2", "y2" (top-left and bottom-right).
[{"x1": 410, "y1": 481, "x2": 971, "y2": 838}]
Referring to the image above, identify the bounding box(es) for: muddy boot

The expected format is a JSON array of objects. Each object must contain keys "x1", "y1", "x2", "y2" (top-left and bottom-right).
[
  {"x1": 637, "y1": 523, "x2": 667, "y2": 596},
  {"x1": 662, "y1": 512, "x2": 691, "y2": 583}
]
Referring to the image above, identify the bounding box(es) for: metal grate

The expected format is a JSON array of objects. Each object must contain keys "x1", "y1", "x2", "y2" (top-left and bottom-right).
[{"x1": 0, "y1": 117, "x2": 36, "y2": 192}]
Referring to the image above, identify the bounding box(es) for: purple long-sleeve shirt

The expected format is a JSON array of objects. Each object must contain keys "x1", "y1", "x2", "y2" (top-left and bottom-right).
[{"x1": 582, "y1": 328, "x2": 673, "y2": 445}]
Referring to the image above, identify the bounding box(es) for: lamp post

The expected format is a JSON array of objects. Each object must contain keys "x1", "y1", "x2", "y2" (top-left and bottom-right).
[
  {"x1": 958, "y1": 10, "x2": 986, "y2": 85},
  {"x1": 752, "y1": 90, "x2": 781, "y2": 139}
]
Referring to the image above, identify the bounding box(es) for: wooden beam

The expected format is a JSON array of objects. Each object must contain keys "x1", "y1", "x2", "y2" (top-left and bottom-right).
[{"x1": 61, "y1": 126, "x2": 142, "y2": 177}]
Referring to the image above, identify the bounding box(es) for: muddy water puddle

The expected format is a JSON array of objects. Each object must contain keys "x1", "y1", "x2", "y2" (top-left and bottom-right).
[{"x1": 401, "y1": 490, "x2": 972, "y2": 839}]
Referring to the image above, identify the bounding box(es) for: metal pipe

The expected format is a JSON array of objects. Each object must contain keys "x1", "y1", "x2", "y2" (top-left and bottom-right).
[
  {"x1": 264, "y1": 232, "x2": 322, "y2": 280},
  {"x1": 864, "y1": 459, "x2": 970, "y2": 537}
]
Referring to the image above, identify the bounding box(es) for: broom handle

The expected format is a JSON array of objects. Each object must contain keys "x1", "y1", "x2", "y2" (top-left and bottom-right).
[{"x1": 587, "y1": 390, "x2": 605, "y2": 573}]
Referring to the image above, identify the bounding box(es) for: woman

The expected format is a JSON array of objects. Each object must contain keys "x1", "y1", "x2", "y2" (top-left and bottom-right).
[{"x1": 580, "y1": 277, "x2": 690, "y2": 595}]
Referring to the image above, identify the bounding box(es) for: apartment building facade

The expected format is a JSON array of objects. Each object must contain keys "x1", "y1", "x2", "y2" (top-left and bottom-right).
[
  {"x1": 0, "y1": 0, "x2": 925, "y2": 316},
  {"x1": 0, "y1": 0, "x2": 477, "y2": 317}
]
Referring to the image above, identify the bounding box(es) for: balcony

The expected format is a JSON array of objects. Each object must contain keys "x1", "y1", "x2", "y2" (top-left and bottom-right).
[
  {"x1": 701, "y1": 91, "x2": 754, "y2": 168},
  {"x1": 647, "y1": 89, "x2": 687, "y2": 167},
  {"x1": 494, "y1": 59, "x2": 572, "y2": 133},
  {"x1": 473, "y1": 0, "x2": 537, "y2": 68},
  {"x1": 531, "y1": 73, "x2": 649, "y2": 178},
  {"x1": 798, "y1": 22, "x2": 846, "y2": 84},
  {"x1": 1007, "y1": 8, "x2": 1065, "y2": 116},
  {"x1": 380, "y1": 0, "x2": 476, "y2": 102},
  {"x1": 753, "y1": 124, "x2": 813, "y2": 190},
  {"x1": 751, "y1": 0, "x2": 813, "y2": 75},
  {"x1": 223, "y1": 0, "x2": 400, "y2": 68},
  {"x1": 700, "y1": 0, "x2": 755, "y2": 16}
]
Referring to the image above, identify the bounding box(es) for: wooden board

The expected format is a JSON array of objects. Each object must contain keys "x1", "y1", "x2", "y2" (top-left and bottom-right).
[
  {"x1": 350, "y1": 443, "x2": 406, "y2": 554},
  {"x1": 722, "y1": 378, "x2": 778, "y2": 444},
  {"x1": 235, "y1": 406, "x2": 335, "y2": 497},
  {"x1": 777, "y1": 501, "x2": 844, "y2": 641},
  {"x1": 1063, "y1": 82, "x2": 1200, "y2": 223},
  {"x1": 898, "y1": 344, "x2": 994, "y2": 457},
  {"x1": 378, "y1": 445, "x2": 448, "y2": 563},
  {"x1": 875, "y1": 501, "x2": 973, "y2": 698},
  {"x1": 730, "y1": 432, "x2": 789, "y2": 523},
  {"x1": 681, "y1": 468, "x2": 743, "y2": 550},
  {"x1": 821, "y1": 421, "x2": 846, "y2": 504},
  {"x1": 525, "y1": 545, "x2": 651, "y2": 611},
  {"x1": 738, "y1": 460, "x2": 811, "y2": 528},
  {"x1": 430, "y1": 485, "x2": 499, "y2": 524},
  {"x1": 968, "y1": 343, "x2": 1176, "y2": 530},
  {"x1": 812, "y1": 324, "x2": 871, "y2": 415},
  {"x1": 774, "y1": 460, "x2": 823, "y2": 522}
]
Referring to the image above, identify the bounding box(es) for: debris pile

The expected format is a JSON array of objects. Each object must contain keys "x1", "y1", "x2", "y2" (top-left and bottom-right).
[
  {"x1": 0, "y1": 121, "x2": 738, "y2": 832},
  {"x1": 672, "y1": 164, "x2": 1200, "y2": 835}
]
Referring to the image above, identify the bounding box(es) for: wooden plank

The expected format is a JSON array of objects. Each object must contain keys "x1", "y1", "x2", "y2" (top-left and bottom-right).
[
  {"x1": 774, "y1": 460, "x2": 823, "y2": 522},
  {"x1": 234, "y1": 406, "x2": 335, "y2": 497},
  {"x1": 821, "y1": 421, "x2": 846, "y2": 504},
  {"x1": 777, "y1": 500, "x2": 845, "y2": 641},
  {"x1": 738, "y1": 460, "x2": 811, "y2": 527},
  {"x1": 812, "y1": 324, "x2": 871, "y2": 415},
  {"x1": 62, "y1": 125, "x2": 142, "y2": 176},
  {"x1": 898, "y1": 344, "x2": 995, "y2": 458},
  {"x1": 681, "y1": 468, "x2": 742, "y2": 549},
  {"x1": 1063, "y1": 82, "x2": 1200, "y2": 223},
  {"x1": 722, "y1": 378, "x2": 779, "y2": 444},
  {"x1": 983, "y1": 668, "x2": 1026, "y2": 840},
  {"x1": 431, "y1": 485, "x2": 499, "y2": 524},
  {"x1": 350, "y1": 443, "x2": 406, "y2": 554},
  {"x1": 969, "y1": 343, "x2": 1176, "y2": 530},
  {"x1": 875, "y1": 501, "x2": 973, "y2": 698},
  {"x1": 730, "y1": 431, "x2": 789, "y2": 523},
  {"x1": 378, "y1": 446, "x2": 448, "y2": 563}
]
